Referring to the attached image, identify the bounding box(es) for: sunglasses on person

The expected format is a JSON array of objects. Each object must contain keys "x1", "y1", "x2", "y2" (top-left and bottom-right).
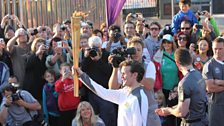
[
  {"x1": 181, "y1": 27, "x2": 191, "y2": 30},
  {"x1": 150, "y1": 27, "x2": 159, "y2": 31},
  {"x1": 178, "y1": 36, "x2": 187, "y2": 41}
]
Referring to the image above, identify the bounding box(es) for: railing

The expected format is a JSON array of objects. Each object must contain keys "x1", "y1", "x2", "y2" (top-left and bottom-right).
[{"x1": 0, "y1": 0, "x2": 106, "y2": 29}]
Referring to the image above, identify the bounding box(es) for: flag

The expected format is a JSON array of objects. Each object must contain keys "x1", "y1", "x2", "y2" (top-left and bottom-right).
[{"x1": 105, "y1": 0, "x2": 126, "y2": 27}]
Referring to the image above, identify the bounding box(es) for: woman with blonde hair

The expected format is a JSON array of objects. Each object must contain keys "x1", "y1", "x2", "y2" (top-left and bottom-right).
[{"x1": 72, "y1": 101, "x2": 105, "y2": 126}]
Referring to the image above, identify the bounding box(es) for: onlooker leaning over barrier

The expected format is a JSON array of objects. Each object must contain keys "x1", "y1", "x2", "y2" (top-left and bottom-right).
[
  {"x1": 202, "y1": 37, "x2": 224, "y2": 126},
  {"x1": 156, "y1": 48, "x2": 208, "y2": 126}
]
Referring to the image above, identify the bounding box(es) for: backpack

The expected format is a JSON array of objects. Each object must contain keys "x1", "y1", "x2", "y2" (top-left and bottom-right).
[{"x1": 143, "y1": 61, "x2": 162, "y2": 92}]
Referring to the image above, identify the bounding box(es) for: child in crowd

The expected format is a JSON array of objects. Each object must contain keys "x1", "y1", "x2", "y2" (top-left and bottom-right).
[
  {"x1": 42, "y1": 69, "x2": 60, "y2": 126},
  {"x1": 171, "y1": 0, "x2": 198, "y2": 34},
  {"x1": 55, "y1": 63, "x2": 81, "y2": 126},
  {"x1": 155, "y1": 90, "x2": 166, "y2": 126}
]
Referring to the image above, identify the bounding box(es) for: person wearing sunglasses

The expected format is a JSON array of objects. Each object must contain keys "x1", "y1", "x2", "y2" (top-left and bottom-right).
[
  {"x1": 180, "y1": 20, "x2": 200, "y2": 47},
  {"x1": 171, "y1": 0, "x2": 198, "y2": 35},
  {"x1": 144, "y1": 22, "x2": 162, "y2": 60},
  {"x1": 153, "y1": 34, "x2": 181, "y2": 126}
]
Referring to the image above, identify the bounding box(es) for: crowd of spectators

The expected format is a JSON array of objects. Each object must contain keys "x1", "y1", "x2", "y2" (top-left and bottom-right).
[{"x1": 0, "y1": 0, "x2": 223, "y2": 125}]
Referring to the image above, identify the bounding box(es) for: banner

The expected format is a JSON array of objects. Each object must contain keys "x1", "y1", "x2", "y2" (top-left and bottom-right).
[{"x1": 106, "y1": 0, "x2": 126, "y2": 27}]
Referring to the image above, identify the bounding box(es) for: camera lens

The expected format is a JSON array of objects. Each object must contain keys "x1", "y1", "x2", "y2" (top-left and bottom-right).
[{"x1": 89, "y1": 49, "x2": 97, "y2": 57}]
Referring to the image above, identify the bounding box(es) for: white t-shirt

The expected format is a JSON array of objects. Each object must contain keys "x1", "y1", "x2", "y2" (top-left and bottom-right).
[
  {"x1": 102, "y1": 41, "x2": 122, "y2": 53},
  {"x1": 118, "y1": 61, "x2": 156, "y2": 85}
]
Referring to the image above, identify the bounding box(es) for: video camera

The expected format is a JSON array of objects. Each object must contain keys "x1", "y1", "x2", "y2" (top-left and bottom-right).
[{"x1": 111, "y1": 47, "x2": 136, "y2": 68}]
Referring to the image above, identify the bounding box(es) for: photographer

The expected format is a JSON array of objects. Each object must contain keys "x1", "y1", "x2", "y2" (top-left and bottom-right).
[
  {"x1": 108, "y1": 36, "x2": 161, "y2": 126},
  {"x1": 81, "y1": 36, "x2": 117, "y2": 126},
  {"x1": 0, "y1": 84, "x2": 41, "y2": 126},
  {"x1": 102, "y1": 25, "x2": 126, "y2": 53}
]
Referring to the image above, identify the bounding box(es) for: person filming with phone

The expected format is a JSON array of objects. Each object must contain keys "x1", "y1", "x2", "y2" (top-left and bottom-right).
[{"x1": 45, "y1": 37, "x2": 67, "y2": 77}]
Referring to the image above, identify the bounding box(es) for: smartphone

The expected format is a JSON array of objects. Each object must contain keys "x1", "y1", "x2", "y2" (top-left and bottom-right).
[
  {"x1": 195, "y1": 25, "x2": 203, "y2": 29},
  {"x1": 57, "y1": 41, "x2": 63, "y2": 48}
]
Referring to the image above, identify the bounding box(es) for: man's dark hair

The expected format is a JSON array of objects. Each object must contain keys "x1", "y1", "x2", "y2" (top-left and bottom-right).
[
  {"x1": 179, "y1": 0, "x2": 191, "y2": 6},
  {"x1": 124, "y1": 21, "x2": 136, "y2": 29},
  {"x1": 119, "y1": 60, "x2": 145, "y2": 82},
  {"x1": 181, "y1": 20, "x2": 192, "y2": 27},
  {"x1": 149, "y1": 21, "x2": 161, "y2": 29},
  {"x1": 92, "y1": 29, "x2": 103, "y2": 37},
  {"x1": 109, "y1": 25, "x2": 121, "y2": 33},
  {"x1": 213, "y1": 37, "x2": 224, "y2": 44},
  {"x1": 2, "y1": 84, "x2": 16, "y2": 93},
  {"x1": 174, "y1": 48, "x2": 192, "y2": 66}
]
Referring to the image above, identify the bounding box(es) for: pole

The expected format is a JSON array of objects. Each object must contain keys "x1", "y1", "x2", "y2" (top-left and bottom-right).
[
  {"x1": 171, "y1": 0, "x2": 175, "y2": 18},
  {"x1": 71, "y1": 12, "x2": 81, "y2": 97}
]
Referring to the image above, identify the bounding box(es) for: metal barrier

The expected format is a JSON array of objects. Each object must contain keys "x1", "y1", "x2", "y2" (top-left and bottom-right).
[{"x1": 0, "y1": 0, "x2": 106, "y2": 29}]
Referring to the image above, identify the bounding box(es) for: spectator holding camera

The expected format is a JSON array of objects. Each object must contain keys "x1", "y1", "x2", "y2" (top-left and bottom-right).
[
  {"x1": 45, "y1": 37, "x2": 67, "y2": 77},
  {"x1": 55, "y1": 63, "x2": 80, "y2": 126},
  {"x1": 22, "y1": 38, "x2": 47, "y2": 102},
  {"x1": 171, "y1": 0, "x2": 198, "y2": 35},
  {"x1": 108, "y1": 37, "x2": 161, "y2": 126},
  {"x1": 0, "y1": 84, "x2": 41, "y2": 126},
  {"x1": 7, "y1": 28, "x2": 30, "y2": 86},
  {"x1": 0, "y1": 14, "x2": 23, "y2": 44},
  {"x1": 81, "y1": 36, "x2": 117, "y2": 126},
  {"x1": 102, "y1": 25, "x2": 126, "y2": 53}
]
